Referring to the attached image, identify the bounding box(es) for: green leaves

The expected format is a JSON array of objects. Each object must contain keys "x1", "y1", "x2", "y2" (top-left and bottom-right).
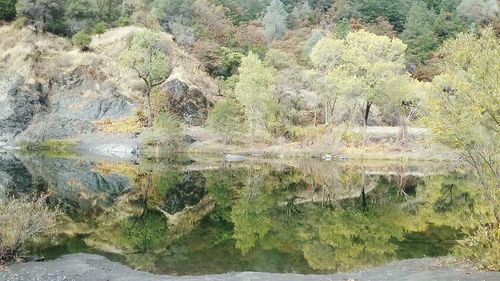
[
  {"x1": 234, "y1": 51, "x2": 277, "y2": 142},
  {"x1": 71, "y1": 31, "x2": 92, "y2": 50},
  {"x1": 121, "y1": 30, "x2": 170, "y2": 88}
]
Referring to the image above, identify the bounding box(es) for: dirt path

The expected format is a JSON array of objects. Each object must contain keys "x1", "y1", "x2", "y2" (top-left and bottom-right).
[{"x1": 1, "y1": 254, "x2": 498, "y2": 281}]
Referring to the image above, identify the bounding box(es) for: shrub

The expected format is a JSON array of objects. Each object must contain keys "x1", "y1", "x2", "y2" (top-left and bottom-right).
[
  {"x1": 143, "y1": 111, "x2": 184, "y2": 149},
  {"x1": 71, "y1": 31, "x2": 92, "y2": 51},
  {"x1": 117, "y1": 16, "x2": 131, "y2": 27},
  {"x1": 454, "y1": 223, "x2": 500, "y2": 271},
  {"x1": 0, "y1": 0, "x2": 16, "y2": 21},
  {"x1": 0, "y1": 196, "x2": 60, "y2": 264},
  {"x1": 94, "y1": 22, "x2": 107, "y2": 35},
  {"x1": 208, "y1": 98, "x2": 245, "y2": 144}
]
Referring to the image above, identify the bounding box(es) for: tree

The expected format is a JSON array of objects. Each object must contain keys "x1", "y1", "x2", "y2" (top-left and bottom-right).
[
  {"x1": 401, "y1": 1, "x2": 439, "y2": 62},
  {"x1": 64, "y1": 0, "x2": 98, "y2": 33},
  {"x1": 304, "y1": 30, "x2": 325, "y2": 56},
  {"x1": 356, "y1": 0, "x2": 413, "y2": 32},
  {"x1": 335, "y1": 17, "x2": 350, "y2": 39},
  {"x1": 457, "y1": 0, "x2": 499, "y2": 23},
  {"x1": 208, "y1": 97, "x2": 245, "y2": 144},
  {"x1": 234, "y1": 52, "x2": 276, "y2": 146},
  {"x1": 310, "y1": 30, "x2": 409, "y2": 128},
  {"x1": 0, "y1": 0, "x2": 17, "y2": 21},
  {"x1": 16, "y1": 0, "x2": 65, "y2": 33},
  {"x1": 121, "y1": 30, "x2": 173, "y2": 127},
  {"x1": 95, "y1": 0, "x2": 123, "y2": 23},
  {"x1": 94, "y1": 21, "x2": 107, "y2": 35},
  {"x1": 262, "y1": 0, "x2": 288, "y2": 40},
  {"x1": 433, "y1": 1, "x2": 466, "y2": 42},
  {"x1": 426, "y1": 28, "x2": 499, "y2": 222},
  {"x1": 71, "y1": 30, "x2": 92, "y2": 50},
  {"x1": 300, "y1": 1, "x2": 314, "y2": 21}
]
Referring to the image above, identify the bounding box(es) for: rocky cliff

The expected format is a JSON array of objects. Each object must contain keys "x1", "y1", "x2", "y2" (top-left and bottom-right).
[{"x1": 0, "y1": 25, "x2": 217, "y2": 148}]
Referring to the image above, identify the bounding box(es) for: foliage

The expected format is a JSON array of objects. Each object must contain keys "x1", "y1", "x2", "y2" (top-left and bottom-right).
[
  {"x1": 0, "y1": 0, "x2": 16, "y2": 21},
  {"x1": 401, "y1": 1, "x2": 439, "y2": 62},
  {"x1": 121, "y1": 29, "x2": 172, "y2": 126},
  {"x1": 71, "y1": 30, "x2": 92, "y2": 50},
  {"x1": 0, "y1": 196, "x2": 60, "y2": 263},
  {"x1": 94, "y1": 21, "x2": 107, "y2": 34},
  {"x1": 208, "y1": 97, "x2": 245, "y2": 144},
  {"x1": 234, "y1": 51, "x2": 276, "y2": 144},
  {"x1": 16, "y1": 0, "x2": 65, "y2": 32},
  {"x1": 425, "y1": 28, "x2": 499, "y2": 269},
  {"x1": 310, "y1": 30, "x2": 410, "y2": 126},
  {"x1": 19, "y1": 139, "x2": 79, "y2": 155},
  {"x1": 262, "y1": 0, "x2": 288, "y2": 40},
  {"x1": 143, "y1": 110, "x2": 185, "y2": 149},
  {"x1": 455, "y1": 223, "x2": 500, "y2": 270}
]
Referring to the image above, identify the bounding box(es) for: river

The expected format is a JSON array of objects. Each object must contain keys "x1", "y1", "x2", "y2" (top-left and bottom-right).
[{"x1": 0, "y1": 152, "x2": 479, "y2": 275}]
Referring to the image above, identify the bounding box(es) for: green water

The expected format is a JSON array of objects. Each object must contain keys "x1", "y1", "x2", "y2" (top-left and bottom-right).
[{"x1": 4, "y1": 154, "x2": 478, "y2": 275}]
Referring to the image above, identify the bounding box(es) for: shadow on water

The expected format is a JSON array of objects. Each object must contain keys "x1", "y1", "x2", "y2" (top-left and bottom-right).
[{"x1": 0, "y1": 152, "x2": 480, "y2": 275}]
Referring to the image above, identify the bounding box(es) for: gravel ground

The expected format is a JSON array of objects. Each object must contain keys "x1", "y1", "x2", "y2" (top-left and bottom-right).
[{"x1": 1, "y1": 254, "x2": 499, "y2": 281}]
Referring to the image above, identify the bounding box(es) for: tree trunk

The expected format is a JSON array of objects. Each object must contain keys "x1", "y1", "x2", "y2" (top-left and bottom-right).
[
  {"x1": 364, "y1": 101, "x2": 372, "y2": 128},
  {"x1": 146, "y1": 88, "x2": 153, "y2": 127},
  {"x1": 363, "y1": 101, "x2": 372, "y2": 145}
]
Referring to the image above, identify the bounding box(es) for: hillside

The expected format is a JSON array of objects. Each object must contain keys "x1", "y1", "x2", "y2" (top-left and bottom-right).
[{"x1": 0, "y1": 25, "x2": 217, "y2": 147}]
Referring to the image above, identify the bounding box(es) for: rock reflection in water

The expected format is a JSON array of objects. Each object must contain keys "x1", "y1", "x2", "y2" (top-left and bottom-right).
[{"x1": 2, "y1": 154, "x2": 479, "y2": 275}]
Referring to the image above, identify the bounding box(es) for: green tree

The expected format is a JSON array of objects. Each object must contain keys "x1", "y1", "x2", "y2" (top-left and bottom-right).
[
  {"x1": 71, "y1": 31, "x2": 92, "y2": 50},
  {"x1": 426, "y1": 28, "x2": 499, "y2": 221},
  {"x1": 121, "y1": 30, "x2": 173, "y2": 127},
  {"x1": 208, "y1": 98, "x2": 245, "y2": 144},
  {"x1": 94, "y1": 21, "x2": 107, "y2": 35},
  {"x1": 310, "y1": 30, "x2": 409, "y2": 128},
  {"x1": 401, "y1": 1, "x2": 440, "y2": 62},
  {"x1": 64, "y1": 0, "x2": 97, "y2": 33},
  {"x1": 335, "y1": 18, "x2": 350, "y2": 39},
  {"x1": 356, "y1": 0, "x2": 412, "y2": 32},
  {"x1": 433, "y1": 1, "x2": 466, "y2": 42},
  {"x1": 234, "y1": 52, "x2": 276, "y2": 145},
  {"x1": 0, "y1": 0, "x2": 17, "y2": 21},
  {"x1": 262, "y1": 0, "x2": 288, "y2": 40}
]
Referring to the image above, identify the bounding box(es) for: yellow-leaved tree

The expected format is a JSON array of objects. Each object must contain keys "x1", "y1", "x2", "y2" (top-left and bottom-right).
[{"x1": 425, "y1": 28, "x2": 499, "y2": 270}]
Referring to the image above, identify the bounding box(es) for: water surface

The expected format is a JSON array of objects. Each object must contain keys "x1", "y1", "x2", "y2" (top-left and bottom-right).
[{"x1": 0, "y1": 153, "x2": 478, "y2": 275}]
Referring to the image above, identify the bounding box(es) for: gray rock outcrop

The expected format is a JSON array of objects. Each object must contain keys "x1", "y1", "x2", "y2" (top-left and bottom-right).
[
  {"x1": 162, "y1": 79, "x2": 212, "y2": 126},
  {"x1": 0, "y1": 75, "x2": 42, "y2": 145}
]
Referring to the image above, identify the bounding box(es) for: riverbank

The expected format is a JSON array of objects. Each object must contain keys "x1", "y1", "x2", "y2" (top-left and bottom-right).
[{"x1": 1, "y1": 254, "x2": 499, "y2": 281}]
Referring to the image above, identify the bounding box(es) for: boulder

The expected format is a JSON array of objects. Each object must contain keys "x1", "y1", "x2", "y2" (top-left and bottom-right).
[{"x1": 162, "y1": 79, "x2": 212, "y2": 126}]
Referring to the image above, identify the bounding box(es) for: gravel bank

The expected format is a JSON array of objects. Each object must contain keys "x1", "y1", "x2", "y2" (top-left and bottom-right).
[{"x1": 1, "y1": 254, "x2": 499, "y2": 281}]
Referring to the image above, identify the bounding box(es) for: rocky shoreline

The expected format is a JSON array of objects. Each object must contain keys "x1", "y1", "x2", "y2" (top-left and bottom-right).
[{"x1": 1, "y1": 254, "x2": 499, "y2": 281}]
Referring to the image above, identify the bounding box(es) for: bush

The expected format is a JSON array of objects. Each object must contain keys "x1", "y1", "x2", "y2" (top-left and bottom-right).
[
  {"x1": 0, "y1": 0, "x2": 16, "y2": 21},
  {"x1": 208, "y1": 98, "x2": 245, "y2": 144},
  {"x1": 143, "y1": 111, "x2": 184, "y2": 149},
  {"x1": 71, "y1": 31, "x2": 92, "y2": 51},
  {"x1": 94, "y1": 22, "x2": 107, "y2": 35},
  {"x1": 117, "y1": 16, "x2": 131, "y2": 27},
  {"x1": 454, "y1": 223, "x2": 500, "y2": 271},
  {"x1": 0, "y1": 196, "x2": 59, "y2": 264}
]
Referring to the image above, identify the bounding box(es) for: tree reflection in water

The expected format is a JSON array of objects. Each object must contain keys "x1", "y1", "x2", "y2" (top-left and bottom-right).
[{"x1": 29, "y1": 158, "x2": 481, "y2": 274}]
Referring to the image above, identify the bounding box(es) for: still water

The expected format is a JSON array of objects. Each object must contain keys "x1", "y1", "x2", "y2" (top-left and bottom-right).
[{"x1": 0, "y1": 153, "x2": 478, "y2": 275}]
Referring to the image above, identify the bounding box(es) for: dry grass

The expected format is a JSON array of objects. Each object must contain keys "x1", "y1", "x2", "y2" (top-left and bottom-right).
[
  {"x1": 0, "y1": 24, "x2": 217, "y2": 107},
  {"x1": 93, "y1": 112, "x2": 146, "y2": 134}
]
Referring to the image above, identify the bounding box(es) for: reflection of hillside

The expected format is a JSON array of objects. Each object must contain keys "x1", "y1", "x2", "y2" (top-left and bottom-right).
[
  {"x1": 8, "y1": 154, "x2": 480, "y2": 275},
  {"x1": 18, "y1": 155, "x2": 132, "y2": 215}
]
